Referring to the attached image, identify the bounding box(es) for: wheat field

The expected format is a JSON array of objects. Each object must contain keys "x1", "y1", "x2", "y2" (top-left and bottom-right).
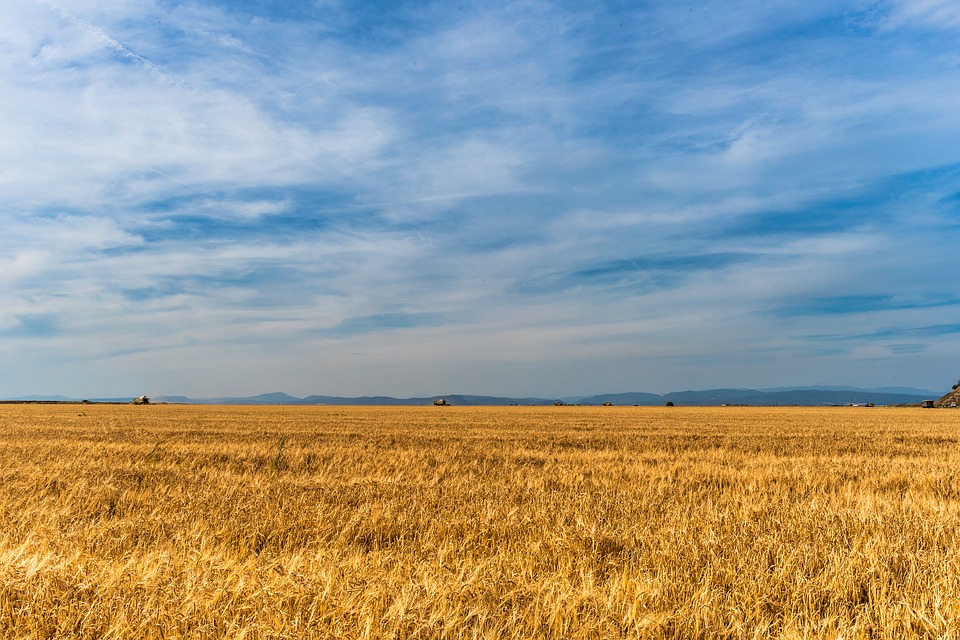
[{"x1": 1, "y1": 404, "x2": 958, "y2": 639}]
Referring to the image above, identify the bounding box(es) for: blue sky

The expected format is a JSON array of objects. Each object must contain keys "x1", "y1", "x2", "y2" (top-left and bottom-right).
[{"x1": 1, "y1": 0, "x2": 959, "y2": 398}]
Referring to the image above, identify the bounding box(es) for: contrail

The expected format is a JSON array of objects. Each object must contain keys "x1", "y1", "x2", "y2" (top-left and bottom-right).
[
  {"x1": 10, "y1": 1, "x2": 199, "y2": 191},
  {"x1": 36, "y1": 0, "x2": 187, "y2": 89}
]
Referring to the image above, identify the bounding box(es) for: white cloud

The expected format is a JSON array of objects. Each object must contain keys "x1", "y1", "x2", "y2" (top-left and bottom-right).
[
  {"x1": 0, "y1": 1, "x2": 398, "y2": 215},
  {"x1": 883, "y1": 0, "x2": 960, "y2": 30}
]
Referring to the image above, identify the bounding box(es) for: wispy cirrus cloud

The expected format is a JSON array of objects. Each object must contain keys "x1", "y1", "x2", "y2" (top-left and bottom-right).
[
  {"x1": 882, "y1": 0, "x2": 960, "y2": 31},
  {"x1": 0, "y1": 0, "x2": 958, "y2": 397}
]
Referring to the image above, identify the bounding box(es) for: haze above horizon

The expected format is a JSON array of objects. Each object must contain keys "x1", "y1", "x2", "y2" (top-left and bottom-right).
[{"x1": 2, "y1": 0, "x2": 959, "y2": 399}]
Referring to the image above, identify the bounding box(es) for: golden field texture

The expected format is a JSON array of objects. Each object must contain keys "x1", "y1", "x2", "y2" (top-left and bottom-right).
[{"x1": 1, "y1": 404, "x2": 959, "y2": 639}]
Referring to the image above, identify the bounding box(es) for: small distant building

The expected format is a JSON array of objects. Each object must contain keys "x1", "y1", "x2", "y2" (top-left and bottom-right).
[{"x1": 921, "y1": 400, "x2": 935, "y2": 408}]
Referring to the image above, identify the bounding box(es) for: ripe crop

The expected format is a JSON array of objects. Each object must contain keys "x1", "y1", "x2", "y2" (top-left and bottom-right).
[{"x1": 1, "y1": 404, "x2": 957, "y2": 638}]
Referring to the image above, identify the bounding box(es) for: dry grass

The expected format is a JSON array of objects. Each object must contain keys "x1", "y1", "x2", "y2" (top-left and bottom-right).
[{"x1": 1, "y1": 404, "x2": 959, "y2": 639}]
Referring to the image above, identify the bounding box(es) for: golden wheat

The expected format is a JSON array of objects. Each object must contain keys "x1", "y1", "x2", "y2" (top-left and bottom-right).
[{"x1": 0, "y1": 404, "x2": 958, "y2": 638}]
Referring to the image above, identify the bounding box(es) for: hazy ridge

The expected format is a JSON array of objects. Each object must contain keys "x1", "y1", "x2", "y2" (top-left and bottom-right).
[{"x1": 9, "y1": 386, "x2": 941, "y2": 406}]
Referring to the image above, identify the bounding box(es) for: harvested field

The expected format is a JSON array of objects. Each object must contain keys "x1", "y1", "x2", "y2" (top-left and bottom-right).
[{"x1": 1, "y1": 404, "x2": 958, "y2": 638}]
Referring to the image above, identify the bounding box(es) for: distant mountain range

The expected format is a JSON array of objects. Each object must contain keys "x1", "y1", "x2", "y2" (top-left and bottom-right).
[{"x1": 6, "y1": 386, "x2": 941, "y2": 406}]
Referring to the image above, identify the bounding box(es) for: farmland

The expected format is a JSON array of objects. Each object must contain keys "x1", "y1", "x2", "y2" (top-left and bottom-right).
[{"x1": 1, "y1": 404, "x2": 958, "y2": 638}]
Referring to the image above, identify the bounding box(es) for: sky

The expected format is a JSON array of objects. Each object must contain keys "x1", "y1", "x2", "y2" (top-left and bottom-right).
[{"x1": 1, "y1": 0, "x2": 959, "y2": 399}]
